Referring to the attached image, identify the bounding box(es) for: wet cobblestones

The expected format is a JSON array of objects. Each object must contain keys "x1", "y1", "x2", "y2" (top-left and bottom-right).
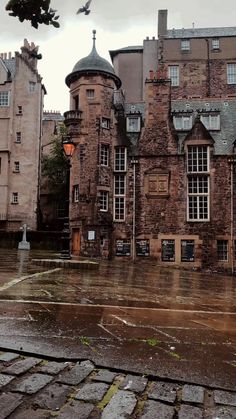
[{"x1": 0, "y1": 351, "x2": 235, "y2": 418}]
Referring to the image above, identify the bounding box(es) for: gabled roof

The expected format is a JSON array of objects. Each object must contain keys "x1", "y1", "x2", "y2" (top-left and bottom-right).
[{"x1": 183, "y1": 115, "x2": 215, "y2": 144}]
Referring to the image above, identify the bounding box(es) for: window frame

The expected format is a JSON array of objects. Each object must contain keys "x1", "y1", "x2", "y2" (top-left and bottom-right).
[
  {"x1": 181, "y1": 39, "x2": 190, "y2": 51},
  {"x1": 14, "y1": 161, "x2": 20, "y2": 173},
  {"x1": 113, "y1": 174, "x2": 126, "y2": 221},
  {"x1": 126, "y1": 116, "x2": 141, "y2": 133},
  {"x1": 11, "y1": 192, "x2": 19, "y2": 204},
  {"x1": 0, "y1": 91, "x2": 10, "y2": 107},
  {"x1": 187, "y1": 145, "x2": 210, "y2": 222},
  {"x1": 173, "y1": 114, "x2": 192, "y2": 131},
  {"x1": 212, "y1": 39, "x2": 220, "y2": 50},
  {"x1": 227, "y1": 63, "x2": 236, "y2": 84},
  {"x1": 168, "y1": 65, "x2": 179, "y2": 87},
  {"x1": 200, "y1": 114, "x2": 220, "y2": 131},
  {"x1": 86, "y1": 89, "x2": 95, "y2": 99},
  {"x1": 101, "y1": 117, "x2": 110, "y2": 129},
  {"x1": 217, "y1": 240, "x2": 228, "y2": 261},
  {"x1": 99, "y1": 190, "x2": 109, "y2": 212},
  {"x1": 100, "y1": 144, "x2": 109, "y2": 167},
  {"x1": 73, "y1": 185, "x2": 79, "y2": 203},
  {"x1": 114, "y1": 147, "x2": 127, "y2": 172},
  {"x1": 16, "y1": 132, "x2": 22, "y2": 143}
]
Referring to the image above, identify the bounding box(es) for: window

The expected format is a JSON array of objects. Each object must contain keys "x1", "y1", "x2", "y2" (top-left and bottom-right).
[
  {"x1": 173, "y1": 115, "x2": 192, "y2": 130},
  {"x1": 73, "y1": 185, "x2": 79, "y2": 202},
  {"x1": 161, "y1": 240, "x2": 175, "y2": 261},
  {"x1": 200, "y1": 114, "x2": 220, "y2": 130},
  {"x1": 86, "y1": 89, "x2": 95, "y2": 99},
  {"x1": 99, "y1": 191, "x2": 108, "y2": 212},
  {"x1": 29, "y1": 81, "x2": 36, "y2": 92},
  {"x1": 0, "y1": 91, "x2": 10, "y2": 107},
  {"x1": 227, "y1": 63, "x2": 236, "y2": 84},
  {"x1": 114, "y1": 174, "x2": 125, "y2": 221},
  {"x1": 168, "y1": 66, "x2": 179, "y2": 86},
  {"x1": 126, "y1": 116, "x2": 141, "y2": 133},
  {"x1": 212, "y1": 39, "x2": 219, "y2": 50},
  {"x1": 12, "y1": 192, "x2": 18, "y2": 204},
  {"x1": 114, "y1": 147, "x2": 126, "y2": 171},
  {"x1": 217, "y1": 240, "x2": 228, "y2": 261},
  {"x1": 101, "y1": 117, "x2": 110, "y2": 129},
  {"x1": 14, "y1": 161, "x2": 20, "y2": 173},
  {"x1": 17, "y1": 105, "x2": 22, "y2": 114},
  {"x1": 16, "y1": 132, "x2": 22, "y2": 143},
  {"x1": 181, "y1": 240, "x2": 195, "y2": 262},
  {"x1": 100, "y1": 144, "x2": 109, "y2": 166},
  {"x1": 187, "y1": 146, "x2": 210, "y2": 221},
  {"x1": 181, "y1": 39, "x2": 190, "y2": 51},
  {"x1": 73, "y1": 95, "x2": 79, "y2": 110},
  {"x1": 187, "y1": 145, "x2": 209, "y2": 173}
]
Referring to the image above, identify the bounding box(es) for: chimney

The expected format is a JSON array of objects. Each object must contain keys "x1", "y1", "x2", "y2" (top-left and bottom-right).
[{"x1": 158, "y1": 9, "x2": 168, "y2": 38}]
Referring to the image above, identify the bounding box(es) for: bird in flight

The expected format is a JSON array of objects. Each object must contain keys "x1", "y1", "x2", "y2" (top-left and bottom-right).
[{"x1": 76, "y1": 0, "x2": 92, "y2": 15}]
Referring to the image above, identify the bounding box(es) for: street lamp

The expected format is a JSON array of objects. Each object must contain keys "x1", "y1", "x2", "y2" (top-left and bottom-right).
[{"x1": 60, "y1": 136, "x2": 75, "y2": 259}]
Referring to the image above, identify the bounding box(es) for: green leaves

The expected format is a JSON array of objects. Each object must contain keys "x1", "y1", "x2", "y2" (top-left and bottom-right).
[{"x1": 5, "y1": 0, "x2": 60, "y2": 28}]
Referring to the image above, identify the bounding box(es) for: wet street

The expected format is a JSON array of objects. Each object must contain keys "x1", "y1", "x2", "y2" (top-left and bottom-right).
[{"x1": 0, "y1": 249, "x2": 235, "y2": 390}]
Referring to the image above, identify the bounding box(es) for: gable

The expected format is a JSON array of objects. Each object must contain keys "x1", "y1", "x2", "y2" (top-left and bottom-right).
[{"x1": 0, "y1": 59, "x2": 8, "y2": 84}]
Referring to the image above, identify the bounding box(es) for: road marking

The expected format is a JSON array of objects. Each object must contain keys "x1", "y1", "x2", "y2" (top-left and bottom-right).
[{"x1": 0, "y1": 268, "x2": 61, "y2": 291}]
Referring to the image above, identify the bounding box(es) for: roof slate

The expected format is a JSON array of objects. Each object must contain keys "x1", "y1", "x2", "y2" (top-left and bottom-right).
[{"x1": 167, "y1": 27, "x2": 236, "y2": 39}]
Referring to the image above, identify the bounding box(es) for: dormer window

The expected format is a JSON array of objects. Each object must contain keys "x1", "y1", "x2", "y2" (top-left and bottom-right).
[
  {"x1": 173, "y1": 114, "x2": 192, "y2": 131},
  {"x1": 126, "y1": 116, "x2": 141, "y2": 133},
  {"x1": 200, "y1": 113, "x2": 220, "y2": 130}
]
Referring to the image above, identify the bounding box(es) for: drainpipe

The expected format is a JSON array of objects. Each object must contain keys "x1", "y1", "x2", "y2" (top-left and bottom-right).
[
  {"x1": 131, "y1": 158, "x2": 138, "y2": 261},
  {"x1": 228, "y1": 157, "x2": 235, "y2": 275},
  {"x1": 205, "y1": 39, "x2": 210, "y2": 97}
]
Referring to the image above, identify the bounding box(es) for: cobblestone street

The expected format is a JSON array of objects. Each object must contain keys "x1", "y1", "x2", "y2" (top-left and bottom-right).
[{"x1": 0, "y1": 350, "x2": 236, "y2": 418}]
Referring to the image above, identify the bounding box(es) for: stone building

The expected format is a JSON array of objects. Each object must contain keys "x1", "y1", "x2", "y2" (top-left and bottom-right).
[
  {"x1": 65, "y1": 15, "x2": 236, "y2": 271},
  {"x1": 0, "y1": 39, "x2": 45, "y2": 231}
]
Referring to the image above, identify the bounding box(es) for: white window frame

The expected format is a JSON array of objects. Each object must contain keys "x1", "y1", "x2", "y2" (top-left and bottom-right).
[
  {"x1": 173, "y1": 115, "x2": 192, "y2": 131},
  {"x1": 126, "y1": 116, "x2": 141, "y2": 133},
  {"x1": 0, "y1": 91, "x2": 10, "y2": 107},
  {"x1": 200, "y1": 114, "x2": 220, "y2": 130},
  {"x1": 100, "y1": 144, "x2": 109, "y2": 166},
  {"x1": 168, "y1": 66, "x2": 179, "y2": 86},
  {"x1": 12, "y1": 192, "x2": 19, "y2": 204},
  {"x1": 114, "y1": 147, "x2": 127, "y2": 172},
  {"x1": 74, "y1": 185, "x2": 79, "y2": 202},
  {"x1": 99, "y1": 191, "x2": 109, "y2": 212},
  {"x1": 212, "y1": 39, "x2": 220, "y2": 50},
  {"x1": 113, "y1": 174, "x2": 126, "y2": 221},
  {"x1": 181, "y1": 39, "x2": 190, "y2": 51},
  {"x1": 227, "y1": 63, "x2": 236, "y2": 84},
  {"x1": 187, "y1": 146, "x2": 210, "y2": 222}
]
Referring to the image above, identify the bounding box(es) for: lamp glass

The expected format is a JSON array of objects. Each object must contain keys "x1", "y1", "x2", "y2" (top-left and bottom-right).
[{"x1": 63, "y1": 139, "x2": 75, "y2": 158}]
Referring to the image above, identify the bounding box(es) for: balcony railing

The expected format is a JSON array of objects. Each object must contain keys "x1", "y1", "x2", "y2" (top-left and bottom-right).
[{"x1": 64, "y1": 110, "x2": 83, "y2": 127}]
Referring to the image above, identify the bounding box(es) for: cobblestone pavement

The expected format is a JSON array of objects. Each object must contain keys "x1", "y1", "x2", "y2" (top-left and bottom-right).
[{"x1": 0, "y1": 351, "x2": 236, "y2": 418}]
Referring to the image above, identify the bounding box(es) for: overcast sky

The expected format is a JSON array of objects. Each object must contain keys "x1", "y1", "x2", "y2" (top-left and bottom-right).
[{"x1": 1, "y1": 0, "x2": 236, "y2": 113}]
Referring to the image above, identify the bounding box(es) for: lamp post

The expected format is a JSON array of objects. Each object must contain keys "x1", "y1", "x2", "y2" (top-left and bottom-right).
[{"x1": 60, "y1": 136, "x2": 75, "y2": 259}]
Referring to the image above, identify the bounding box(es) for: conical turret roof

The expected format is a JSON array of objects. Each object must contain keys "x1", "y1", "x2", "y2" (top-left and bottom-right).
[{"x1": 65, "y1": 30, "x2": 121, "y2": 88}]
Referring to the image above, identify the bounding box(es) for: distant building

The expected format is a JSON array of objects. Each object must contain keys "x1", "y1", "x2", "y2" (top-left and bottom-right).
[
  {"x1": 64, "y1": 12, "x2": 236, "y2": 271},
  {"x1": 0, "y1": 39, "x2": 45, "y2": 231}
]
